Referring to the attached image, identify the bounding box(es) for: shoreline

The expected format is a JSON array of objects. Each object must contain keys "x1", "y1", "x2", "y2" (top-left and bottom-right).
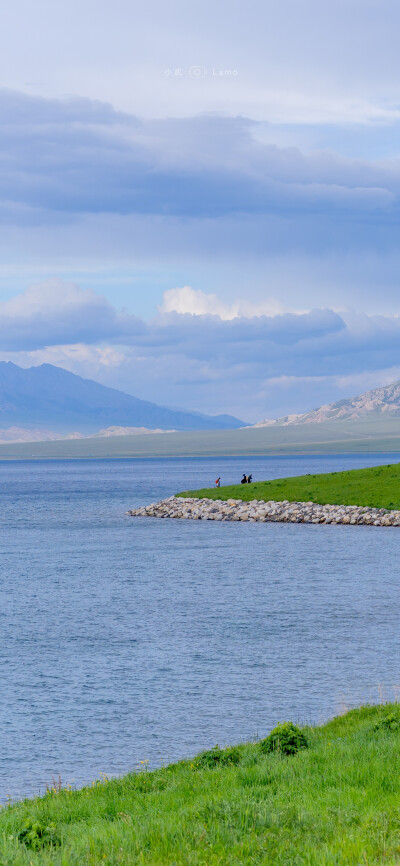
[
  {"x1": 2, "y1": 704, "x2": 400, "y2": 863},
  {"x1": 128, "y1": 495, "x2": 400, "y2": 526}
]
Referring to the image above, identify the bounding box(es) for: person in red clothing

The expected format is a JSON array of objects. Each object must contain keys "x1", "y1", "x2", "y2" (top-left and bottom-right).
[{"x1": 215, "y1": 477, "x2": 221, "y2": 487}]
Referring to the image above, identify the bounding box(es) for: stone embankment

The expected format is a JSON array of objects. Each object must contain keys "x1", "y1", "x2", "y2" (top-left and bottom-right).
[{"x1": 128, "y1": 496, "x2": 400, "y2": 526}]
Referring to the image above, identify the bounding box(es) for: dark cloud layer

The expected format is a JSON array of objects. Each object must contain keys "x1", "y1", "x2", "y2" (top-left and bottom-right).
[{"x1": 0, "y1": 89, "x2": 398, "y2": 226}]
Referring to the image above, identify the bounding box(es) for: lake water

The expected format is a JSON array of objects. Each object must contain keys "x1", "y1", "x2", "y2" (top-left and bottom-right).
[{"x1": 1, "y1": 453, "x2": 400, "y2": 801}]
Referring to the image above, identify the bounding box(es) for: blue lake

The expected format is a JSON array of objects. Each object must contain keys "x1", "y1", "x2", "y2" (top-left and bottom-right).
[{"x1": 0, "y1": 453, "x2": 400, "y2": 800}]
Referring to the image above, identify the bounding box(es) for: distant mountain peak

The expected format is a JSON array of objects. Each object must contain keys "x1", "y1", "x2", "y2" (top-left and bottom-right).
[
  {"x1": 0, "y1": 362, "x2": 246, "y2": 433},
  {"x1": 254, "y1": 379, "x2": 400, "y2": 427}
]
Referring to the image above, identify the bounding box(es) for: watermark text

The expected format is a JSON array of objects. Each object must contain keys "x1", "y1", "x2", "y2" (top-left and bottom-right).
[{"x1": 163, "y1": 66, "x2": 239, "y2": 79}]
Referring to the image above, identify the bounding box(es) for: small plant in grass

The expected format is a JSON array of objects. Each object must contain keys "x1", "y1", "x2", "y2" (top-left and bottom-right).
[
  {"x1": 196, "y1": 745, "x2": 241, "y2": 768},
  {"x1": 374, "y1": 712, "x2": 400, "y2": 733},
  {"x1": 17, "y1": 816, "x2": 60, "y2": 850},
  {"x1": 45, "y1": 774, "x2": 63, "y2": 795},
  {"x1": 260, "y1": 722, "x2": 308, "y2": 756}
]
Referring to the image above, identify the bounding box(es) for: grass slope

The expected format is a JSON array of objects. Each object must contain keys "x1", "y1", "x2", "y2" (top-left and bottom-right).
[
  {"x1": 1, "y1": 705, "x2": 400, "y2": 864},
  {"x1": 178, "y1": 461, "x2": 400, "y2": 510}
]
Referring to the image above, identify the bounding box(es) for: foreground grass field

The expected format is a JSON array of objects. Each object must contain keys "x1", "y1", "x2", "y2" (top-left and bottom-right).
[
  {"x1": 1, "y1": 704, "x2": 400, "y2": 864},
  {"x1": 178, "y1": 461, "x2": 400, "y2": 509}
]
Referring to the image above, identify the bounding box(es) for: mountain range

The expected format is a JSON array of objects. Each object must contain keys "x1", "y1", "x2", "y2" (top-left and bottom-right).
[
  {"x1": 3, "y1": 363, "x2": 400, "y2": 446},
  {"x1": 0, "y1": 362, "x2": 245, "y2": 436},
  {"x1": 254, "y1": 380, "x2": 400, "y2": 426}
]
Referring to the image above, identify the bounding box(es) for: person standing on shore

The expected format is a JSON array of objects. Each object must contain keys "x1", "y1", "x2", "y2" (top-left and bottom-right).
[{"x1": 215, "y1": 477, "x2": 221, "y2": 487}]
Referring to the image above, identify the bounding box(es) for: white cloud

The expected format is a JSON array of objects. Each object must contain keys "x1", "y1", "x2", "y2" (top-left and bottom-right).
[
  {"x1": 0, "y1": 343, "x2": 125, "y2": 381},
  {"x1": 160, "y1": 286, "x2": 287, "y2": 320},
  {"x1": 335, "y1": 368, "x2": 400, "y2": 393},
  {"x1": 0, "y1": 278, "x2": 144, "y2": 350},
  {"x1": 29, "y1": 344, "x2": 125, "y2": 369},
  {"x1": 1, "y1": 278, "x2": 98, "y2": 316},
  {"x1": 259, "y1": 374, "x2": 328, "y2": 389}
]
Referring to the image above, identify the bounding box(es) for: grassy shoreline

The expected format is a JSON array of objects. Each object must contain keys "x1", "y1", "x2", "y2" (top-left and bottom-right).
[
  {"x1": 1, "y1": 704, "x2": 400, "y2": 864},
  {"x1": 178, "y1": 461, "x2": 400, "y2": 510}
]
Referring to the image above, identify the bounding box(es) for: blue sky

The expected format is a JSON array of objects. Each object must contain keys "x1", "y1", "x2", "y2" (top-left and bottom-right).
[{"x1": 0, "y1": 0, "x2": 400, "y2": 422}]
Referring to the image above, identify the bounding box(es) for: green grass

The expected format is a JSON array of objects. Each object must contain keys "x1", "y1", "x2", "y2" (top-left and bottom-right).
[
  {"x1": 178, "y1": 461, "x2": 400, "y2": 509},
  {"x1": 1, "y1": 705, "x2": 400, "y2": 864}
]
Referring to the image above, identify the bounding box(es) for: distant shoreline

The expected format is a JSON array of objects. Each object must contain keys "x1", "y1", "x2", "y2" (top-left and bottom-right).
[
  {"x1": 2, "y1": 448, "x2": 400, "y2": 461},
  {"x1": 1, "y1": 419, "x2": 400, "y2": 459}
]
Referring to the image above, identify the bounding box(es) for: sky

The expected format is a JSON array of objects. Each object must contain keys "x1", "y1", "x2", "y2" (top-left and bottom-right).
[{"x1": 0, "y1": 0, "x2": 400, "y2": 422}]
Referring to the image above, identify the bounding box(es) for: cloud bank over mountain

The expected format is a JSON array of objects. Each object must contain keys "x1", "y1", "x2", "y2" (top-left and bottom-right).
[{"x1": 2, "y1": 279, "x2": 400, "y2": 422}]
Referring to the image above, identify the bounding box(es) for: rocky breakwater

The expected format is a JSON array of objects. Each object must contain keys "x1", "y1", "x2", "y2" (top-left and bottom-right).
[{"x1": 128, "y1": 497, "x2": 400, "y2": 526}]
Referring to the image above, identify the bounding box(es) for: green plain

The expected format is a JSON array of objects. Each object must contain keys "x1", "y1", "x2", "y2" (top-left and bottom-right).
[
  {"x1": 178, "y1": 461, "x2": 400, "y2": 509},
  {"x1": 1, "y1": 704, "x2": 400, "y2": 864}
]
